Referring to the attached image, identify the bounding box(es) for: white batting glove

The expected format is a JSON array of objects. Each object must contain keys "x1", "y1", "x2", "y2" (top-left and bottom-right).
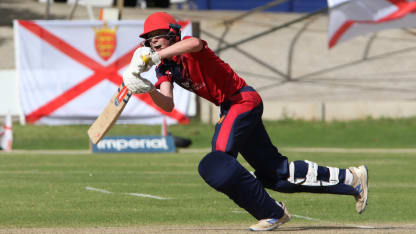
[
  {"x1": 122, "y1": 67, "x2": 155, "y2": 94},
  {"x1": 130, "y1": 47, "x2": 161, "y2": 73}
]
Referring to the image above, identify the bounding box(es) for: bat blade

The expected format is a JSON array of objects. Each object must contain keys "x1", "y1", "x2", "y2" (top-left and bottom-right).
[{"x1": 88, "y1": 83, "x2": 132, "y2": 144}]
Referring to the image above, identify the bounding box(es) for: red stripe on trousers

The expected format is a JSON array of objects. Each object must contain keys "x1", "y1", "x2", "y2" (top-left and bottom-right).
[{"x1": 215, "y1": 91, "x2": 261, "y2": 151}]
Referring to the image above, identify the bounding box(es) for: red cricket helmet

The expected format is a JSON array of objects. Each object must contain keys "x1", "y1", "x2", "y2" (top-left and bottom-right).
[{"x1": 140, "y1": 12, "x2": 180, "y2": 39}]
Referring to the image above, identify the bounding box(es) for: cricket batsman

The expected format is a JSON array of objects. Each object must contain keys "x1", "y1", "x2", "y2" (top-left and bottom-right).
[{"x1": 123, "y1": 12, "x2": 369, "y2": 231}]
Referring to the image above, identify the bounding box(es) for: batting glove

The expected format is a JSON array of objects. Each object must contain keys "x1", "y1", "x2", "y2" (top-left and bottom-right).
[
  {"x1": 122, "y1": 67, "x2": 155, "y2": 94},
  {"x1": 130, "y1": 46, "x2": 161, "y2": 73}
]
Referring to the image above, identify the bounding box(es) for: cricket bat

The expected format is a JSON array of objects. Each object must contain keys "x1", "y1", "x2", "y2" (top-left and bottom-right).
[{"x1": 87, "y1": 82, "x2": 132, "y2": 144}]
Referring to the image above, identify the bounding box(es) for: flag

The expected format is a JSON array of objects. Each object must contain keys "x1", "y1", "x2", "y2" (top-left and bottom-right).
[
  {"x1": 1, "y1": 112, "x2": 13, "y2": 151},
  {"x1": 328, "y1": 0, "x2": 416, "y2": 48},
  {"x1": 14, "y1": 20, "x2": 194, "y2": 125}
]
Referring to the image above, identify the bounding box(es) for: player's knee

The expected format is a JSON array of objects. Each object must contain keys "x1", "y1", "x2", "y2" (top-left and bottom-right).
[{"x1": 198, "y1": 151, "x2": 240, "y2": 191}]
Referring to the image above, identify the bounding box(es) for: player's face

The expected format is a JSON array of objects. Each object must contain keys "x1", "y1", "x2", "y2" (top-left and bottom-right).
[{"x1": 146, "y1": 29, "x2": 171, "y2": 52}]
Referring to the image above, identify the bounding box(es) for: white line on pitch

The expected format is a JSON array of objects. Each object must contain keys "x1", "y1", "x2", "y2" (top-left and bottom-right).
[
  {"x1": 85, "y1": 187, "x2": 170, "y2": 200},
  {"x1": 232, "y1": 210, "x2": 245, "y2": 213},
  {"x1": 85, "y1": 186, "x2": 112, "y2": 194},
  {"x1": 292, "y1": 214, "x2": 321, "y2": 221},
  {"x1": 126, "y1": 193, "x2": 170, "y2": 200}
]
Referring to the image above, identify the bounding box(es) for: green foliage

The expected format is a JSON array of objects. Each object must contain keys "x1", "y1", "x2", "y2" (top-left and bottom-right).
[
  {"x1": 12, "y1": 117, "x2": 416, "y2": 149},
  {"x1": 0, "y1": 152, "x2": 415, "y2": 227}
]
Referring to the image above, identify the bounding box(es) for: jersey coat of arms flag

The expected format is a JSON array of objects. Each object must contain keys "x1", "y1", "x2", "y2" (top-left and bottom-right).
[
  {"x1": 94, "y1": 23, "x2": 117, "y2": 61},
  {"x1": 14, "y1": 20, "x2": 193, "y2": 125},
  {"x1": 328, "y1": 0, "x2": 416, "y2": 48}
]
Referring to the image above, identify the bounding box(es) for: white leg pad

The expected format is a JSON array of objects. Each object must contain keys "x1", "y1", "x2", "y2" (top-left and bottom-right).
[
  {"x1": 322, "y1": 166, "x2": 340, "y2": 186},
  {"x1": 304, "y1": 160, "x2": 318, "y2": 185},
  {"x1": 287, "y1": 160, "x2": 340, "y2": 186}
]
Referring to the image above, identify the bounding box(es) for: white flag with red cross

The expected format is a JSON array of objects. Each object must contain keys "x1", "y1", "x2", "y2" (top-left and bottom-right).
[
  {"x1": 14, "y1": 20, "x2": 193, "y2": 125},
  {"x1": 328, "y1": 0, "x2": 416, "y2": 48}
]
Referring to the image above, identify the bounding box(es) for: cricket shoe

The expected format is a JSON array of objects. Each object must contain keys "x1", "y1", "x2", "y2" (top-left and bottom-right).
[
  {"x1": 249, "y1": 202, "x2": 291, "y2": 231},
  {"x1": 349, "y1": 165, "x2": 369, "y2": 214}
]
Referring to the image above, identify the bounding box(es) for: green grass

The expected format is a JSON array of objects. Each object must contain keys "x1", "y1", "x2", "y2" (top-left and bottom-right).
[
  {"x1": 12, "y1": 117, "x2": 416, "y2": 149},
  {"x1": 0, "y1": 151, "x2": 415, "y2": 227},
  {"x1": 265, "y1": 118, "x2": 416, "y2": 148},
  {"x1": 4, "y1": 118, "x2": 415, "y2": 228}
]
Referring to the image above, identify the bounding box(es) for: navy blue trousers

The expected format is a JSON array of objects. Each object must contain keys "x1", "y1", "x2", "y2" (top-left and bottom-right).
[{"x1": 198, "y1": 86, "x2": 356, "y2": 220}]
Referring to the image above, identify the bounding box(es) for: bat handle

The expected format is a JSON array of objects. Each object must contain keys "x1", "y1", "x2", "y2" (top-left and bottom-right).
[{"x1": 142, "y1": 55, "x2": 150, "y2": 63}]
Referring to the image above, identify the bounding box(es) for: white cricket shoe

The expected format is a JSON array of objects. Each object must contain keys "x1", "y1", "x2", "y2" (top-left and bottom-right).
[
  {"x1": 249, "y1": 202, "x2": 291, "y2": 231},
  {"x1": 349, "y1": 165, "x2": 369, "y2": 214}
]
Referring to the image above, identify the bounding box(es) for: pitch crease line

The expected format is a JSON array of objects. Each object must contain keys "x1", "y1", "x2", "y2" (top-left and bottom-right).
[
  {"x1": 126, "y1": 193, "x2": 170, "y2": 200},
  {"x1": 291, "y1": 214, "x2": 321, "y2": 221},
  {"x1": 85, "y1": 187, "x2": 170, "y2": 200},
  {"x1": 85, "y1": 186, "x2": 112, "y2": 194}
]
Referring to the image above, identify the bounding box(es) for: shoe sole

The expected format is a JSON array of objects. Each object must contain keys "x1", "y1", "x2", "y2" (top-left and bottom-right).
[
  {"x1": 358, "y1": 165, "x2": 369, "y2": 214},
  {"x1": 249, "y1": 216, "x2": 290, "y2": 231},
  {"x1": 249, "y1": 203, "x2": 291, "y2": 231}
]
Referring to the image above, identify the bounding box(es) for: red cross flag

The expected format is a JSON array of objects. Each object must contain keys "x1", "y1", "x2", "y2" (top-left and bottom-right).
[
  {"x1": 14, "y1": 20, "x2": 193, "y2": 125},
  {"x1": 328, "y1": 0, "x2": 416, "y2": 48}
]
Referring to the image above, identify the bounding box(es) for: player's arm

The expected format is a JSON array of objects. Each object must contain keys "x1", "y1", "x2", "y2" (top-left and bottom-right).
[
  {"x1": 149, "y1": 81, "x2": 174, "y2": 112},
  {"x1": 158, "y1": 37, "x2": 203, "y2": 59}
]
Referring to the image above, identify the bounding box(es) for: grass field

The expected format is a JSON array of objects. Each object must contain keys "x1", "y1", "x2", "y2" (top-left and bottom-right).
[
  {"x1": 1, "y1": 150, "x2": 415, "y2": 233},
  {"x1": 1, "y1": 119, "x2": 416, "y2": 233}
]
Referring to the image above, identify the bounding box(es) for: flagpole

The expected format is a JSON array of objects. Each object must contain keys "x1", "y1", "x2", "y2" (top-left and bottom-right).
[
  {"x1": 117, "y1": 0, "x2": 124, "y2": 20},
  {"x1": 45, "y1": 0, "x2": 51, "y2": 20},
  {"x1": 68, "y1": 0, "x2": 80, "y2": 20}
]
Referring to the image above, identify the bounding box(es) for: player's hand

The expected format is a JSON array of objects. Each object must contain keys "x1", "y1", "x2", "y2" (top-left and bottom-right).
[
  {"x1": 122, "y1": 67, "x2": 155, "y2": 94},
  {"x1": 130, "y1": 47, "x2": 161, "y2": 73}
]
